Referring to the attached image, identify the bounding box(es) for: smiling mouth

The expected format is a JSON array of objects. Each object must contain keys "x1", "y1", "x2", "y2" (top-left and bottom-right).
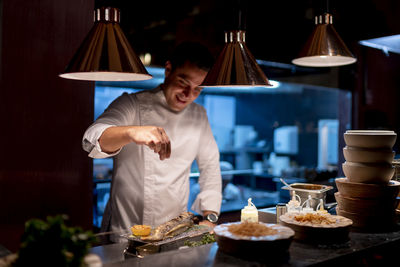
[{"x1": 176, "y1": 95, "x2": 187, "y2": 104}]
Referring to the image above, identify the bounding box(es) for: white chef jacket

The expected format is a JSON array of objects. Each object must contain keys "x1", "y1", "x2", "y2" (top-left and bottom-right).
[{"x1": 83, "y1": 87, "x2": 222, "y2": 236}]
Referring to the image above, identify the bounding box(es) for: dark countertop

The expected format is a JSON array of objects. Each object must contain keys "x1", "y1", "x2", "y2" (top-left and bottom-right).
[{"x1": 90, "y1": 225, "x2": 400, "y2": 266}]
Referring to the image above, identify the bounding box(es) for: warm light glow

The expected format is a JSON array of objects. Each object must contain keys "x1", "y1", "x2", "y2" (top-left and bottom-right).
[
  {"x1": 269, "y1": 80, "x2": 280, "y2": 88},
  {"x1": 59, "y1": 72, "x2": 153, "y2": 82},
  {"x1": 140, "y1": 53, "x2": 152, "y2": 66},
  {"x1": 144, "y1": 53, "x2": 152, "y2": 65},
  {"x1": 201, "y1": 30, "x2": 271, "y2": 87},
  {"x1": 59, "y1": 7, "x2": 151, "y2": 82},
  {"x1": 200, "y1": 80, "x2": 280, "y2": 90},
  {"x1": 292, "y1": 56, "x2": 357, "y2": 67},
  {"x1": 293, "y1": 13, "x2": 356, "y2": 68}
]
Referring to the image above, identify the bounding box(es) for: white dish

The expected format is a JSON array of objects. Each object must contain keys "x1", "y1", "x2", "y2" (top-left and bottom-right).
[
  {"x1": 344, "y1": 131, "x2": 397, "y2": 149},
  {"x1": 343, "y1": 146, "x2": 395, "y2": 163},
  {"x1": 342, "y1": 161, "x2": 395, "y2": 184}
]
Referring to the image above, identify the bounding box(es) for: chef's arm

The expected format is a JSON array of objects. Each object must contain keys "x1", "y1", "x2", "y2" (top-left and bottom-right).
[{"x1": 99, "y1": 125, "x2": 171, "y2": 160}]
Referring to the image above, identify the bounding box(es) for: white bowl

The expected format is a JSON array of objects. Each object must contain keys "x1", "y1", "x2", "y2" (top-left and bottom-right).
[
  {"x1": 344, "y1": 130, "x2": 397, "y2": 149},
  {"x1": 343, "y1": 146, "x2": 395, "y2": 164},
  {"x1": 342, "y1": 161, "x2": 395, "y2": 184}
]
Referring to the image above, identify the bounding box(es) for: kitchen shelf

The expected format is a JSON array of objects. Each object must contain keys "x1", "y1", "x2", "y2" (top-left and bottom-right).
[{"x1": 219, "y1": 147, "x2": 269, "y2": 154}]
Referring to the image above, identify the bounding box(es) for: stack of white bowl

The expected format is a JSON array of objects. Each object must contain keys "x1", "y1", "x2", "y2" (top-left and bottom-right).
[{"x1": 336, "y1": 130, "x2": 400, "y2": 231}]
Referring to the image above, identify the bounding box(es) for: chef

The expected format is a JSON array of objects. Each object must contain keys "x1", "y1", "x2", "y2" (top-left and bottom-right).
[{"x1": 82, "y1": 42, "x2": 222, "y2": 241}]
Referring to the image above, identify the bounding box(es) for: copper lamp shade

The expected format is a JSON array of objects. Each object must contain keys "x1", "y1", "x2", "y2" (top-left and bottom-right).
[
  {"x1": 292, "y1": 13, "x2": 356, "y2": 67},
  {"x1": 59, "y1": 7, "x2": 152, "y2": 81},
  {"x1": 201, "y1": 30, "x2": 271, "y2": 87}
]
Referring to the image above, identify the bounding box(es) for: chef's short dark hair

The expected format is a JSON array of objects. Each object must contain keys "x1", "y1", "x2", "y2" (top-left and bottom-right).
[{"x1": 169, "y1": 42, "x2": 214, "y2": 72}]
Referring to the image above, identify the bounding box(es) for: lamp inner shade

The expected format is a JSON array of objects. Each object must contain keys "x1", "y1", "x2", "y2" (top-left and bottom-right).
[
  {"x1": 201, "y1": 30, "x2": 271, "y2": 88},
  {"x1": 292, "y1": 55, "x2": 357, "y2": 67},
  {"x1": 292, "y1": 13, "x2": 356, "y2": 67},
  {"x1": 59, "y1": 72, "x2": 152, "y2": 82},
  {"x1": 59, "y1": 7, "x2": 152, "y2": 82}
]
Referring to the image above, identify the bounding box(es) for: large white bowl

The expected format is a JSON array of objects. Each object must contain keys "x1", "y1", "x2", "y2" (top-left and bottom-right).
[
  {"x1": 343, "y1": 146, "x2": 395, "y2": 164},
  {"x1": 342, "y1": 161, "x2": 395, "y2": 184},
  {"x1": 344, "y1": 130, "x2": 397, "y2": 149}
]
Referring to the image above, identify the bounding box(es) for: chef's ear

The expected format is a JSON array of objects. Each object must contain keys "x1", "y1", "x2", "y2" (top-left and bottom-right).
[{"x1": 165, "y1": 61, "x2": 172, "y2": 78}]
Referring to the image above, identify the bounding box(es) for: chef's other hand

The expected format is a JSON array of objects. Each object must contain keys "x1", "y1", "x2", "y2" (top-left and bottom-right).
[{"x1": 129, "y1": 126, "x2": 171, "y2": 160}]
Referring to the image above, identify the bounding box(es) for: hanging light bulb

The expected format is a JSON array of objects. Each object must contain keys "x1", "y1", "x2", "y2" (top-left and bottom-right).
[
  {"x1": 201, "y1": 30, "x2": 271, "y2": 88},
  {"x1": 201, "y1": 0, "x2": 271, "y2": 88},
  {"x1": 292, "y1": 13, "x2": 357, "y2": 67},
  {"x1": 59, "y1": 7, "x2": 152, "y2": 81}
]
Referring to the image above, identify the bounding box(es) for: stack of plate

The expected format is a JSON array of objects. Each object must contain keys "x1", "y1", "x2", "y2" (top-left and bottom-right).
[{"x1": 336, "y1": 130, "x2": 399, "y2": 230}]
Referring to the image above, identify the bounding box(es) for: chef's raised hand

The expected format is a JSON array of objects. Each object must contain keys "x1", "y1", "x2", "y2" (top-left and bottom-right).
[
  {"x1": 130, "y1": 126, "x2": 171, "y2": 160},
  {"x1": 98, "y1": 125, "x2": 171, "y2": 160}
]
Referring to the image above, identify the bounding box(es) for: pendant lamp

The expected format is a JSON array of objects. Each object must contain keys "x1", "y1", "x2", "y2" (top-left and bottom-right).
[
  {"x1": 59, "y1": 7, "x2": 152, "y2": 81},
  {"x1": 201, "y1": 30, "x2": 271, "y2": 87},
  {"x1": 292, "y1": 13, "x2": 356, "y2": 67}
]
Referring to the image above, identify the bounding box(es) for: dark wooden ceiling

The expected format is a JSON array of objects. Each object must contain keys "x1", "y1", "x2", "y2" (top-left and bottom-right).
[{"x1": 97, "y1": 0, "x2": 400, "y2": 68}]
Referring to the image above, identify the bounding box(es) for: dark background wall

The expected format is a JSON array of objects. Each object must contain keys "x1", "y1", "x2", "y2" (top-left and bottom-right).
[
  {"x1": 0, "y1": 0, "x2": 95, "y2": 251},
  {"x1": 354, "y1": 44, "x2": 400, "y2": 151},
  {"x1": 104, "y1": 0, "x2": 400, "y2": 69}
]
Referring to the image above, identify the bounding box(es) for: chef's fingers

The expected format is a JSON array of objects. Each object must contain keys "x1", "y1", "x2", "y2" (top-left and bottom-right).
[
  {"x1": 148, "y1": 141, "x2": 158, "y2": 153},
  {"x1": 154, "y1": 128, "x2": 165, "y2": 160},
  {"x1": 145, "y1": 127, "x2": 169, "y2": 159},
  {"x1": 160, "y1": 142, "x2": 170, "y2": 160},
  {"x1": 162, "y1": 131, "x2": 171, "y2": 159},
  {"x1": 166, "y1": 141, "x2": 171, "y2": 158},
  {"x1": 159, "y1": 143, "x2": 166, "y2": 160},
  {"x1": 148, "y1": 141, "x2": 155, "y2": 149},
  {"x1": 157, "y1": 127, "x2": 169, "y2": 143},
  {"x1": 158, "y1": 128, "x2": 170, "y2": 160},
  {"x1": 154, "y1": 141, "x2": 162, "y2": 153}
]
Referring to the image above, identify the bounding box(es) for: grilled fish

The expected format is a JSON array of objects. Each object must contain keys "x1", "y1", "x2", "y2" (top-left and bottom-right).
[{"x1": 141, "y1": 212, "x2": 194, "y2": 241}]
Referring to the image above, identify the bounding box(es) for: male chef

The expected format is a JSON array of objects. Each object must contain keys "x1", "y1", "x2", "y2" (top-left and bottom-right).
[{"x1": 82, "y1": 42, "x2": 222, "y2": 240}]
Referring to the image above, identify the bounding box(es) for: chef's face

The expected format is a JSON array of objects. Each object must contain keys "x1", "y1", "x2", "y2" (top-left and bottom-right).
[{"x1": 162, "y1": 61, "x2": 208, "y2": 112}]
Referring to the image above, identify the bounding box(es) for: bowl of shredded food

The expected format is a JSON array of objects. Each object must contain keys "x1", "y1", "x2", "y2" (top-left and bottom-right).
[
  {"x1": 214, "y1": 222, "x2": 294, "y2": 259},
  {"x1": 279, "y1": 212, "x2": 352, "y2": 243}
]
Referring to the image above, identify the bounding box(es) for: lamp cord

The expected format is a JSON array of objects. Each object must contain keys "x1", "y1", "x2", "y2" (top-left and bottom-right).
[
  {"x1": 326, "y1": 0, "x2": 330, "y2": 13},
  {"x1": 235, "y1": 0, "x2": 247, "y2": 30}
]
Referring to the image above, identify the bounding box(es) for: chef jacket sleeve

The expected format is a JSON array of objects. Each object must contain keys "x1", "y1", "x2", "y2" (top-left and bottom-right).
[
  {"x1": 82, "y1": 92, "x2": 137, "y2": 159},
  {"x1": 191, "y1": 107, "x2": 222, "y2": 215}
]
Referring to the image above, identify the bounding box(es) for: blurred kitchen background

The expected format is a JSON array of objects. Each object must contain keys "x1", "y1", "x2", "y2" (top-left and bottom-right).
[
  {"x1": 88, "y1": 0, "x2": 400, "y2": 228},
  {"x1": 92, "y1": 66, "x2": 349, "y2": 228},
  {"x1": 3, "y1": 0, "x2": 400, "y2": 252}
]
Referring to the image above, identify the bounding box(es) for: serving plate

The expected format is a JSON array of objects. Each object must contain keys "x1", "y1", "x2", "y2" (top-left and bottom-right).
[{"x1": 279, "y1": 212, "x2": 352, "y2": 244}]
